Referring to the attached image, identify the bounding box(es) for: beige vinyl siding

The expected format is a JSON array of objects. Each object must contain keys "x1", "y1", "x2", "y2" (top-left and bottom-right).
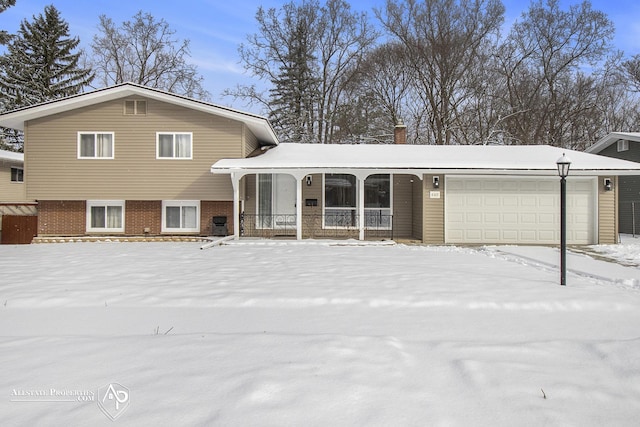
[
  {"x1": 392, "y1": 174, "x2": 413, "y2": 238},
  {"x1": 422, "y1": 174, "x2": 445, "y2": 244},
  {"x1": 24, "y1": 97, "x2": 252, "y2": 201},
  {"x1": 243, "y1": 126, "x2": 259, "y2": 158},
  {"x1": 598, "y1": 175, "x2": 617, "y2": 244},
  {"x1": 412, "y1": 177, "x2": 423, "y2": 240},
  {"x1": 0, "y1": 161, "x2": 27, "y2": 202},
  {"x1": 301, "y1": 174, "x2": 322, "y2": 216}
]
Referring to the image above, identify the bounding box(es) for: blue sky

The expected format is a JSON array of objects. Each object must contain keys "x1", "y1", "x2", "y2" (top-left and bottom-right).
[{"x1": 1, "y1": 0, "x2": 639, "y2": 112}]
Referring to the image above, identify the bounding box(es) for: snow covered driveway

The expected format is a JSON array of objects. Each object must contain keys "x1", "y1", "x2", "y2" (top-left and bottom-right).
[{"x1": 1, "y1": 240, "x2": 639, "y2": 425}]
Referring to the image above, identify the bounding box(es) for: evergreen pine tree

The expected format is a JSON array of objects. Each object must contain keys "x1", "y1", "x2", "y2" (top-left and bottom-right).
[
  {"x1": 0, "y1": 0, "x2": 16, "y2": 45},
  {"x1": 268, "y1": 18, "x2": 319, "y2": 143},
  {"x1": 0, "y1": 5, "x2": 93, "y2": 110},
  {"x1": 0, "y1": 5, "x2": 93, "y2": 150}
]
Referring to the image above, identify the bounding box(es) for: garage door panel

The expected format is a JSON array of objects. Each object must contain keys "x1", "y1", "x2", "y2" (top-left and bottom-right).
[
  {"x1": 484, "y1": 212, "x2": 500, "y2": 226},
  {"x1": 445, "y1": 177, "x2": 595, "y2": 244}
]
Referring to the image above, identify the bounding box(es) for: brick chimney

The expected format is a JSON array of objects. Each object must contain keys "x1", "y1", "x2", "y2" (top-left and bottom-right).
[{"x1": 394, "y1": 120, "x2": 407, "y2": 144}]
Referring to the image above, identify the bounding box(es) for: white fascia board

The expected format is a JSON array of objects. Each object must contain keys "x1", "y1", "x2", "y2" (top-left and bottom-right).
[
  {"x1": 212, "y1": 166, "x2": 640, "y2": 177},
  {"x1": 0, "y1": 84, "x2": 278, "y2": 145}
]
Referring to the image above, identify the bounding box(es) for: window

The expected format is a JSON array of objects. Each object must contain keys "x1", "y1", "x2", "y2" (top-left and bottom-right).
[
  {"x1": 324, "y1": 174, "x2": 357, "y2": 227},
  {"x1": 162, "y1": 201, "x2": 200, "y2": 233},
  {"x1": 617, "y1": 140, "x2": 629, "y2": 152},
  {"x1": 323, "y1": 174, "x2": 392, "y2": 229},
  {"x1": 124, "y1": 100, "x2": 147, "y2": 115},
  {"x1": 10, "y1": 167, "x2": 23, "y2": 182},
  {"x1": 364, "y1": 174, "x2": 392, "y2": 230},
  {"x1": 86, "y1": 201, "x2": 125, "y2": 233},
  {"x1": 78, "y1": 132, "x2": 114, "y2": 159},
  {"x1": 156, "y1": 133, "x2": 192, "y2": 159}
]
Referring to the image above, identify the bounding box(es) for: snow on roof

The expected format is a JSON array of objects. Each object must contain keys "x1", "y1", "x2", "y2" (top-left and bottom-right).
[
  {"x1": 211, "y1": 143, "x2": 640, "y2": 176},
  {"x1": 0, "y1": 149, "x2": 23, "y2": 163},
  {"x1": 585, "y1": 132, "x2": 640, "y2": 154},
  {"x1": 0, "y1": 82, "x2": 278, "y2": 145}
]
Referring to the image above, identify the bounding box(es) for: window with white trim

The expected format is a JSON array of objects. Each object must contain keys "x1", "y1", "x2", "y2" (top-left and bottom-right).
[
  {"x1": 156, "y1": 132, "x2": 192, "y2": 159},
  {"x1": 162, "y1": 201, "x2": 200, "y2": 233},
  {"x1": 124, "y1": 100, "x2": 147, "y2": 115},
  {"x1": 617, "y1": 140, "x2": 629, "y2": 152},
  {"x1": 78, "y1": 132, "x2": 114, "y2": 159},
  {"x1": 10, "y1": 167, "x2": 23, "y2": 182},
  {"x1": 86, "y1": 201, "x2": 125, "y2": 233}
]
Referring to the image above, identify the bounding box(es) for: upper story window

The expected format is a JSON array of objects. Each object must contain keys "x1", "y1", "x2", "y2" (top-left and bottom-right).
[
  {"x1": 78, "y1": 132, "x2": 114, "y2": 159},
  {"x1": 124, "y1": 100, "x2": 147, "y2": 115},
  {"x1": 10, "y1": 167, "x2": 23, "y2": 182},
  {"x1": 617, "y1": 140, "x2": 629, "y2": 152},
  {"x1": 156, "y1": 132, "x2": 192, "y2": 159}
]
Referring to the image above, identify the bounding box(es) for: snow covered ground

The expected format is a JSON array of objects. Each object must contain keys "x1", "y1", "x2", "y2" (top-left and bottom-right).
[{"x1": 1, "y1": 238, "x2": 640, "y2": 425}]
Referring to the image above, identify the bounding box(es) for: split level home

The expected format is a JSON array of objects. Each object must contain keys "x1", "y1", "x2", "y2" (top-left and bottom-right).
[
  {"x1": 1, "y1": 82, "x2": 640, "y2": 245},
  {"x1": 586, "y1": 132, "x2": 640, "y2": 235}
]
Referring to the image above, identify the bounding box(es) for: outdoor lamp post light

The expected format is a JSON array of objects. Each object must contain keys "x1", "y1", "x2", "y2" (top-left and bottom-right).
[{"x1": 556, "y1": 153, "x2": 571, "y2": 286}]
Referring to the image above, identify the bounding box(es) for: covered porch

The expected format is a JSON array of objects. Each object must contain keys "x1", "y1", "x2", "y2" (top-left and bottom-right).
[{"x1": 223, "y1": 169, "x2": 423, "y2": 241}]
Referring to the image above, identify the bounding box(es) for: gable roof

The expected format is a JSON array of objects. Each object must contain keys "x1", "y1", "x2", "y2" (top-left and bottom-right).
[
  {"x1": 0, "y1": 82, "x2": 278, "y2": 145},
  {"x1": 585, "y1": 132, "x2": 640, "y2": 154},
  {"x1": 0, "y1": 149, "x2": 23, "y2": 164},
  {"x1": 211, "y1": 143, "x2": 640, "y2": 176}
]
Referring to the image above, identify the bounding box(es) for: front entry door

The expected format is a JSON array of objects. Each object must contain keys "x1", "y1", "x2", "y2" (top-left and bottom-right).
[
  {"x1": 274, "y1": 174, "x2": 296, "y2": 228},
  {"x1": 258, "y1": 174, "x2": 296, "y2": 229}
]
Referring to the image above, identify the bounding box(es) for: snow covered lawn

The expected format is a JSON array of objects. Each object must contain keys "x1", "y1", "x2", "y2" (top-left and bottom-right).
[{"x1": 1, "y1": 239, "x2": 640, "y2": 425}]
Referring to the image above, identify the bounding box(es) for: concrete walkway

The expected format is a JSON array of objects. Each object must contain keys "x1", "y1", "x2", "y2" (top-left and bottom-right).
[{"x1": 489, "y1": 245, "x2": 640, "y2": 287}]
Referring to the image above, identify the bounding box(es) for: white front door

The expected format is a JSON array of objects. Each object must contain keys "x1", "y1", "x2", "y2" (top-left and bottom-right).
[
  {"x1": 258, "y1": 174, "x2": 296, "y2": 229},
  {"x1": 274, "y1": 174, "x2": 296, "y2": 228}
]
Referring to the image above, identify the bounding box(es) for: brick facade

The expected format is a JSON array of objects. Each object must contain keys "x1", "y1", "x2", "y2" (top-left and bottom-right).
[
  {"x1": 125, "y1": 200, "x2": 162, "y2": 235},
  {"x1": 201, "y1": 201, "x2": 234, "y2": 235},
  {"x1": 38, "y1": 200, "x2": 86, "y2": 236},
  {"x1": 36, "y1": 200, "x2": 234, "y2": 237}
]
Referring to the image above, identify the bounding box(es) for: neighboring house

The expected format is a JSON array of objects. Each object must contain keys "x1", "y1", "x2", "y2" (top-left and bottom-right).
[
  {"x1": 2, "y1": 83, "x2": 640, "y2": 245},
  {"x1": 0, "y1": 149, "x2": 37, "y2": 243},
  {"x1": 586, "y1": 132, "x2": 640, "y2": 235},
  {"x1": 0, "y1": 82, "x2": 277, "y2": 239},
  {"x1": 212, "y1": 128, "x2": 640, "y2": 245}
]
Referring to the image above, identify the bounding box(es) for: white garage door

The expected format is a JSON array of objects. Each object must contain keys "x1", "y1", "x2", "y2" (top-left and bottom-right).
[{"x1": 445, "y1": 177, "x2": 596, "y2": 244}]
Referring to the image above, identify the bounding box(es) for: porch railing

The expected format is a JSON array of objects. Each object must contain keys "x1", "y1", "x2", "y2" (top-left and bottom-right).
[{"x1": 240, "y1": 213, "x2": 393, "y2": 240}]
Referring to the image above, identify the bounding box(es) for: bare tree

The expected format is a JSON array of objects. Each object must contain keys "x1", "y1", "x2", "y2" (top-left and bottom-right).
[
  {"x1": 226, "y1": 0, "x2": 377, "y2": 143},
  {"x1": 90, "y1": 11, "x2": 209, "y2": 100},
  {"x1": 622, "y1": 54, "x2": 640, "y2": 93},
  {"x1": 351, "y1": 42, "x2": 411, "y2": 132},
  {"x1": 497, "y1": 0, "x2": 614, "y2": 147},
  {"x1": 377, "y1": 0, "x2": 505, "y2": 145}
]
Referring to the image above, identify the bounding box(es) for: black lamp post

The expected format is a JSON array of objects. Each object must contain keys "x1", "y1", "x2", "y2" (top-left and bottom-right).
[{"x1": 556, "y1": 153, "x2": 571, "y2": 286}]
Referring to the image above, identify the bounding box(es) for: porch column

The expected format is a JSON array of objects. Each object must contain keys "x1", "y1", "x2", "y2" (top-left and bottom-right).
[
  {"x1": 358, "y1": 175, "x2": 365, "y2": 240},
  {"x1": 289, "y1": 172, "x2": 308, "y2": 241},
  {"x1": 296, "y1": 177, "x2": 303, "y2": 240},
  {"x1": 230, "y1": 172, "x2": 241, "y2": 240}
]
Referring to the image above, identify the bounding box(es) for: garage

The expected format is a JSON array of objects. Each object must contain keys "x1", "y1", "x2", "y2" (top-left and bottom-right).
[{"x1": 445, "y1": 176, "x2": 596, "y2": 245}]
